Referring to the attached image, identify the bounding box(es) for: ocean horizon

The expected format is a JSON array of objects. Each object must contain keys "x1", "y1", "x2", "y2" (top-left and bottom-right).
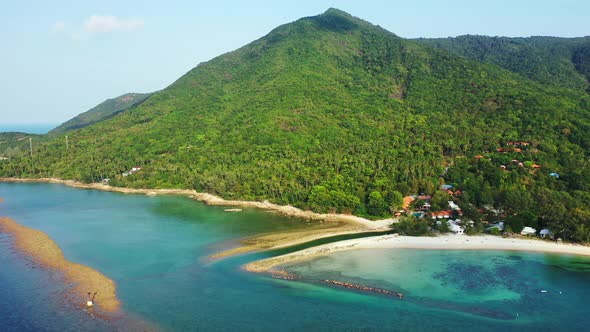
[{"x1": 0, "y1": 124, "x2": 57, "y2": 134}]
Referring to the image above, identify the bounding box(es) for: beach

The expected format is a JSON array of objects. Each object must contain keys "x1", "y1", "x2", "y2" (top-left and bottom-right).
[
  {"x1": 244, "y1": 234, "x2": 590, "y2": 273},
  {"x1": 4, "y1": 181, "x2": 590, "y2": 331},
  {"x1": 210, "y1": 223, "x2": 387, "y2": 259},
  {"x1": 0, "y1": 216, "x2": 120, "y2": 313}
]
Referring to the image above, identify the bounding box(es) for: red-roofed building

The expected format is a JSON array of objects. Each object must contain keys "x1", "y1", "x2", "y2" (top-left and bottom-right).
[
  {"x1": 431, "y1": 210, "x2": 452, "y2": 219},
  {"x1": 402, "y1": 196, "x2": 415, "y2": 211}
]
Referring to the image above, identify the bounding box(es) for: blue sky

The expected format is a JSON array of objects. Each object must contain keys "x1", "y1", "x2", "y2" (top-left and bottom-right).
[{"x1": 1, "y1": 0, "x2": 588, "y2": 130}]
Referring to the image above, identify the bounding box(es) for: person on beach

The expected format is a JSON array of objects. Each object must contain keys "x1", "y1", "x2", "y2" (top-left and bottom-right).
[{"x1": 86, "y1": 292, "x2": 97, "y2": 307}]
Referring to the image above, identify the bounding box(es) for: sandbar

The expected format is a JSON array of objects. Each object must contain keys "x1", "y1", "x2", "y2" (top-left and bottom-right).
[
  {"x1": 0, "y1": 217, "x2": 120, "y2": 312},
  {"x1": 244, "y1": 234, "x2": 590, "y2": 273},
  {"x1": 211, "y1": 221, "x2": 388, "y2": 259}
]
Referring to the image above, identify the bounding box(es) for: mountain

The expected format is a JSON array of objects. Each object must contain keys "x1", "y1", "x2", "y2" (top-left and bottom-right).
[
  {"x1": 49, "y1": 92, "x2": 152, "y2": 135},
  {"x1": 415, "y1": 35, "x2": 590, "y2": 92},
  {"x1": 2, "y1": 9, "x2": 590, "y2": 241}
]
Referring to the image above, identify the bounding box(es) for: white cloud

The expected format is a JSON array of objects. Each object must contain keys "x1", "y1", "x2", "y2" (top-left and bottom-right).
[
  {"x1": 83, "y1": 15, "x2": 144, "y2": 34},
  {"x1": 50, "y1": 21, "x2": 65, "y2": 33}
]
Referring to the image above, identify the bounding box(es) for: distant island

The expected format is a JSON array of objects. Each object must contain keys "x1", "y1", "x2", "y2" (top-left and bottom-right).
[{"x1": 1, "y1": 8, "x2": 589, "y2": 245}]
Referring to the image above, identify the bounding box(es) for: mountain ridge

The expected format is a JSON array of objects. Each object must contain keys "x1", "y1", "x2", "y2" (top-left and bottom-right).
[
  {"x1": 414, "y1": 35, "x2": 590, "y2": 92},
  {"x1": 49, "y1": 92, "x2": 153, "y2": 135}
]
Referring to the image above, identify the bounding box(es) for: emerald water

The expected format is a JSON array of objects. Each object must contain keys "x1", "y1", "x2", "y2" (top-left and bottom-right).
[{"x1": 1, "y1": 183, "x2": 590, "y2": 331}]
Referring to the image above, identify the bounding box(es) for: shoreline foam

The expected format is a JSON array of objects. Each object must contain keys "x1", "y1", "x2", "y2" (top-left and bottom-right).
[
  {"x1": 244, "y1": 234, "x2": 590, "y2": 273},
  {"x1": 0, "y1": 217, "x2": 120, "y2": 313}
]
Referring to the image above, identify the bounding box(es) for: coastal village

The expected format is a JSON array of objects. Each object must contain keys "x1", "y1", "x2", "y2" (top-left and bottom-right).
[
  {"x1": 395, "y1": 140, "x2": 556, "y2": 240},
  {"x1": 399, "y1": 189, "x2": 552, "y2": 239}
]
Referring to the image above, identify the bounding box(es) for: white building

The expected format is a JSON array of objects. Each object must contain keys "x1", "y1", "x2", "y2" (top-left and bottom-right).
[
  {"x1": 521, "y1": 226, "x2": 537, "y2": 236},
  {"x1": 448, "y1": 201, "x2": 460, "y2": 211},
  {"x1": 448, "y1": 219, "x2": 465, "y2": 235}
]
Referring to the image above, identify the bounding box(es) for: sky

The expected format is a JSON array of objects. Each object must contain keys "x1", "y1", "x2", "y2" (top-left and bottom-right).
[{"x1": 1, "y1": 0, "x2": 589, "y2": 130}]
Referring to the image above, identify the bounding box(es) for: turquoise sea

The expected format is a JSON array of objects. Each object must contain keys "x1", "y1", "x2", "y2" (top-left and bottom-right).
[
  {"x1": 0, "y1": 124, "x2": 56, "y2": 134},
  {"x1": 1, "y1": 183, "x2": 590, "y2": 331}
]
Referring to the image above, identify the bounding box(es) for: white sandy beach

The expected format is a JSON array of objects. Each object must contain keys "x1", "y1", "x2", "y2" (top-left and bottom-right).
[{"x1": 244, "y1": 234, "x2": 590, "y2": 273}]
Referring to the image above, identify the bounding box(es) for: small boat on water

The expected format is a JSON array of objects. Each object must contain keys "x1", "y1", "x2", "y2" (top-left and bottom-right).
[{"x1": 224, "y1": 208, "x2": 243, "y2": 212}]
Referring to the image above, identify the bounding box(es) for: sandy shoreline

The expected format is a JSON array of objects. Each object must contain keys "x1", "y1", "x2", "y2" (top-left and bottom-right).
[
  {"x1": 0, "y1": 177, "x2": 393, "y2": 229},
  {"x1": 0, "y1": 217, "x2": 120, "y2": 313},
  {"x1": 244, "y1": 234, "x2": 590, "y2": 273},
  {"x1": 210, "y1": 225, "x2": 388, "y2": 259}
]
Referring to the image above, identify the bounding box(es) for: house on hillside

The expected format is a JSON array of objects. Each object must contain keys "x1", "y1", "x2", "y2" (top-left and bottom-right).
[
  {"x1": 507, "y1": 141, "x2": 530, "y2": 147},
  {"x1": 123, "y1": 166, "x2": 143, "y2": 177}
]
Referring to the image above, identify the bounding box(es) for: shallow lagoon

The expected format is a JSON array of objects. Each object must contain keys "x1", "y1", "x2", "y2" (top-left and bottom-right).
[{"x1": 1, "y1": 183, "x2": 590, "y2": 331}]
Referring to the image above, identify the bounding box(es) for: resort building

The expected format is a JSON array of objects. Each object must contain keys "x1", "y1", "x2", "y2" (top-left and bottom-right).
[{"x1": 521, "y1": 227, "x2": 537, "y2": 236}]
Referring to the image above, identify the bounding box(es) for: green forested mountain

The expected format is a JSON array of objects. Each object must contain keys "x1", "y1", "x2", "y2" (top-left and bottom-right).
[
  {"x1": 50, "y1": 92, "x2": 152, "y2": 135},
  {"x1": 2, "y1": 9, "x2": 590, "y2": 241},
  {"x1": 415, "y1": 35, "x2": 590, "y2": 92}
]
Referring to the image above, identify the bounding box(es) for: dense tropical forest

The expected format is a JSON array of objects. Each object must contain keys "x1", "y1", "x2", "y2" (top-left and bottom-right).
[
  {"x1": 0, "y1": 132, "x2": 42, "y2": 158},
  {"x1": 415, "y1": 35, "x2": 590, "y2": 92},
  {"x1": 1, "y1": 9, "x2": 589, "y2": 242}
]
